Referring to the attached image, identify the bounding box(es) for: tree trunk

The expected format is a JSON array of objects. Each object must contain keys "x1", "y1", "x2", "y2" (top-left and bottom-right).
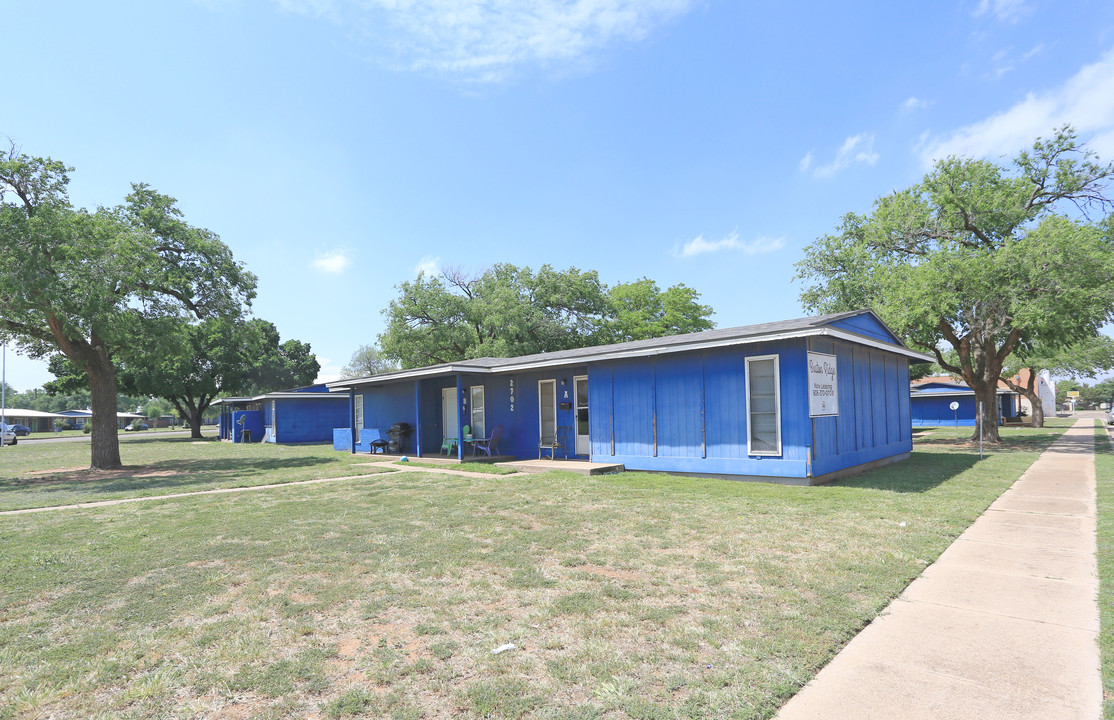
[
  {"x1": 968, "y1": 382, "x2": 1002, "y2": 443},
  {"x1": 87, "y1": 354, "x2": 123, "y2": 470},
  {"x1": 1002, "y1": 368, "x2": 1044, "y2": 428},
  {"x1": 188, "y1": 407, "x2": 205, "y2": 439},
  {"x1": 1030, "y1": 396, "x2": 1045, "y2": 427}
]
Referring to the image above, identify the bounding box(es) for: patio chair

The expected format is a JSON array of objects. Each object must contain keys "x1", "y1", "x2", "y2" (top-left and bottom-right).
[
  {"x1": 539, "y1": 425, "x2": 570, "y2": 459},
  {"x1": 471, "y1": 425, "x2": 503, "y2": 456},
  {"x1": 440, "y1": 437, "x2": 458, "y2": 456}
]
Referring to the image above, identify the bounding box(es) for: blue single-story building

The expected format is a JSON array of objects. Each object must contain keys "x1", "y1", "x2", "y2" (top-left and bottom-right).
[
  {"x1": 327, "y1": 310, "x2": 932, "y2": 485},
  {"x1": 910, "y1": 380, "x2": 1020, "y2": 427},
  {"x1": 214, "y1": 385, "x2": 349, "y2": 443}
]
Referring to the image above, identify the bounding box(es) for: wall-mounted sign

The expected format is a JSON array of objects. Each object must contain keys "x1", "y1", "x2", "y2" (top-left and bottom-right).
[{"x1": 807, "y1": 351, "x2": 839, "y2": 417}]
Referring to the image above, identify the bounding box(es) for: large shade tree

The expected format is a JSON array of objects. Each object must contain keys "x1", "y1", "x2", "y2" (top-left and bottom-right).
[
  {"x1": 796, "y1": 128, "x2": 1114, "y2": 442},
  {"x1": 0, "y1": 149, "x2": 256, "y2": 467},
  {"x1": 380, "y1": 264, "x2": 715, "y2": 368},
  {"x1": 118, "y1": 318, "x2": 319, "y2": 438}
]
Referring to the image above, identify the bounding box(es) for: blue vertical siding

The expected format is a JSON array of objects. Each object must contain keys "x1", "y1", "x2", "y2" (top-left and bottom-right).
[
  {"x1": 704, "y1": 347, "x2": 745, "y2": 460},
  {"x1": 597, "y1": 339, "x2": 811, "y2": 477},
  {"x1": 810, "y1": 338, "x2": 912, "y2": 477},
  {"x1": 274, "y1": 398, "x2": 348, "y2": 443},
  {"x1": 588, "y1": 365, "x2": 614, "y2": 458},
  {"x1": 910, "y1": 392, "x2": 1015, "y2": 426},
  {"x1": 611, "y1": 359, "x2": 655, "y2": 458},
  {"x1": 655, "y1": 354, "x2": 703, "y2": 458}
]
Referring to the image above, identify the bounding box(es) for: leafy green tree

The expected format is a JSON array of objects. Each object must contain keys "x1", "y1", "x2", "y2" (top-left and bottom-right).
[
  {"x1": 240, "y1": 320, "x2": 320, "y2": 395},
  {"x1": 605, "y1": 279, "x2": 713, "y2": 342},
  {"x1": 0, "y1": 148, "x2": 256, "y2": 467},
  {"x1": 380, "y1": 264, "x2": 716, "y2": 368},
  {"x1": 141, "y1": 397, "x2": 176, "y2": 424},
  {"x1": 118, "y1": 317, "x2": 318, "y2": 439},
  {"x1": 1002, "y1": 334, "x2": 1114, "y2": 426},
  {"x1": 340, "y1": 344, "x2": 399, "y2": 379},
  {"x1": 796, "y1": 127, "x2": 1114, "y2": 442}
]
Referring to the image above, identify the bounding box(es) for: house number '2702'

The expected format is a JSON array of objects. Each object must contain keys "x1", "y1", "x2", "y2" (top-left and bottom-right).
[{"x1": 508, "y1": 379, "x2": 515, "y2": 412}]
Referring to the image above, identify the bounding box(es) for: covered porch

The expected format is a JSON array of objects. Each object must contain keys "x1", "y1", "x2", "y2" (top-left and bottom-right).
[{"x1": 332, "y1": 362, "x2": 593, "y2": 463}]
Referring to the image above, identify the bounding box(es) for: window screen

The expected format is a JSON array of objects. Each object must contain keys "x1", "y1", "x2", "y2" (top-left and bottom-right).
[{"x1": 746, "y1": 355, "x2": 781, "y2": 455}]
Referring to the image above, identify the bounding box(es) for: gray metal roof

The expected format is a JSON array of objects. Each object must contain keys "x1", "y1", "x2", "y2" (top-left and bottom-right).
[{"x1": 329, "y1": 309, "x2": 930, "y2": 390}]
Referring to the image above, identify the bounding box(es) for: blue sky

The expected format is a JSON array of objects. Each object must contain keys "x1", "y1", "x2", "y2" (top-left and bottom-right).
[{"x1": 3, "y1": 0, "x2": 1114, "y2": 391}]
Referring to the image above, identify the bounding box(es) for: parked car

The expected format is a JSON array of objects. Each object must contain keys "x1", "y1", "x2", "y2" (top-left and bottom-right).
[
  {"x1": 1107, "y1": 409, "x2": 1114, "y2": 425},
  {"x1": 124, "y1": 422, "x2": 149, "y2": 431},
  {"x1": 0, "y1": 425, "x2": 17, "y2": 446},
  {"x1": 8, "y1": 424, "x2": 31, "y2": 436}
]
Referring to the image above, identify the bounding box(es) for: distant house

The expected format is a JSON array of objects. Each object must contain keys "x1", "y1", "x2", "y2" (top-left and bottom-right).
[
  {"x1": 910, "y1": 379, "x2": 1020, "y2": 426},
  {"x1": 0, "y1": 408, "x2": 68, "y2": 432},
  {"x1": 327, "y1": 309, "x2": 932, "y2": 485},
  {"x1": 213, "y1": 385, "x2": 349, "y2": 444},
  {"x1": 57, "y1": 409, "x2": 145, "y2": 430},
  {"x1": 1004, "y1": 368, "x2": 1057, "y2": 417}
]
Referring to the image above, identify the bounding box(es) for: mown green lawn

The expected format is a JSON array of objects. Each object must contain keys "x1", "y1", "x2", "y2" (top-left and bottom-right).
[
  {"x1": 1094, "y1": 421, "x2": 1114, "y2": 719},
  {"x1": 0, "y1": 435, "x2": 394, "y2": 512},
  {"x1": 0, "y1": 424, "x2": 1067, "y2": 719}
]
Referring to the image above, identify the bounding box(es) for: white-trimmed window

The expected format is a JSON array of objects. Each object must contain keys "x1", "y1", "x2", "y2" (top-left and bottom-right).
[
  {"x1": 470, "y1": 385, "x2": 486, "y2": 438},
  {"x1": 745, "y1": 354, "x2": 781, "y2": 456},
  {"x1": 354, "y1": 394, "x2": 364, "y2": 435}
]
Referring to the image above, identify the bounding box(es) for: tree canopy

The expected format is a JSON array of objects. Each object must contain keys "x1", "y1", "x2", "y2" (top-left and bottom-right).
[
  {"x1": 796, "y1": 127, "x2": 1114, "y2": 441},
  {"x1": 380, "y1": 264, "x2": 715, "y2": 368},
  {"x1": 340, "y1": 344, "x2": 399, "y2": 379},
  {"x1": 117, "y1": 317, "x2": 319, "y2": 438},
  {"x1": 0, "y1": 147, "x2": 256, "y2": 466}
]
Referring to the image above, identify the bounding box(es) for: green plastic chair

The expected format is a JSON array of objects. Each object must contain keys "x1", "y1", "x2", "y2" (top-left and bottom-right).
[{"x1": 440, "y1": 437, "x2": 458, "y2": 455}]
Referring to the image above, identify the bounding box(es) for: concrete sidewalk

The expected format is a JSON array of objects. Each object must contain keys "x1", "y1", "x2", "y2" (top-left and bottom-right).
[{"x1": 776, "y1": 419, "x2": 1101, "y2": 720}]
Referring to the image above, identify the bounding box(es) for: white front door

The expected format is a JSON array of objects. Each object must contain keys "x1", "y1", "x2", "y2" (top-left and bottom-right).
[
  {"x1": 574, "y1": 376, "x2": 589, "y2": 456},
  {"x1": 442, "y1": 387, "x2": 458, "y2": 440}
]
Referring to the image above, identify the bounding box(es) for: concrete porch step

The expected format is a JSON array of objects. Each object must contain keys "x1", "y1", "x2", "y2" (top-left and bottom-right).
[{"x1": 494, "y1": 459, "x2": 625, "y2": 476}]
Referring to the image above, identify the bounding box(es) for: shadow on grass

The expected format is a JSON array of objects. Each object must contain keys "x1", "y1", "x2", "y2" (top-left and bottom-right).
[
  {"x1": 834, "y1": 450, "x2": 981, "y2": 493},
  {"x1": 0, "y1": 455, "x2": 339, "y2": 500}
]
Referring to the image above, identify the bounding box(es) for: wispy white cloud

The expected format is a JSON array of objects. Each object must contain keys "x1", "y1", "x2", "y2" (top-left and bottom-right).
[
  {"x1": 798, "y1": 151, "x2": 813, "y2": 174},
  {"x1": 901, "y1": 96, "x2": 930, "y2": 113},
  {"x1": 805, "y1": 133, "x2": 879, "y2": 179},
  {"x1": 414, "y1": 255, "x2": 441, "y2": 276},
  {"x1": 973, "y1": 0, "x2": 1029, "y2": 23},
  {"x1": 269, "y1": 0, "x2": 696, "y2": 83},
  {"x1": 312, "y1": 250, "x2": 351, "y2": 274},
  {"x1": 918, "y1": 47, "x2": 1114, "y2": 167},
  {"x1": 673, "y1": 231, "x2": 785, "y2": 258}
]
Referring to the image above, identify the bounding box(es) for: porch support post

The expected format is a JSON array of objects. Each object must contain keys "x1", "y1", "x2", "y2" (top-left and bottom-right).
[
  {"x1": 456, "y1": 374, "x2": 465, "y2": 460},
  {"x1": 414, "y1": 379, "x2": 423, "y2": 457},
  {"x1": 349, "y1": 389, "x2": 356, "y2": 455}
]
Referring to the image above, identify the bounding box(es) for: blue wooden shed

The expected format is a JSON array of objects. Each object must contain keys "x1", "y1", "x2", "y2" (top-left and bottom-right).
[
  {"x1": 329, "y1": 310, "x2": 930, "y2": 485},
  {"x1": 215, "y1": 385, "x2": 349, "y2": 443},
  {"x1": 910, "y1": 380, "x2": 1020, "y2": 427}
]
